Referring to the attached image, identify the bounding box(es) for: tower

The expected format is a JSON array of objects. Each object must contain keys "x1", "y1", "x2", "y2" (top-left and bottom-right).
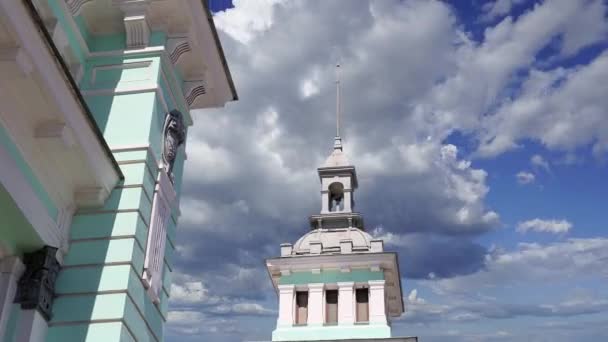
[{"x1": 265, "y1": 65, "x2": 415, "y2": 342}]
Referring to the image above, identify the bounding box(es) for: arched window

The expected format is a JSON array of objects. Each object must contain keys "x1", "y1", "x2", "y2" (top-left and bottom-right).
[{"x1": 328, "y1": 182, "x2": 344, "y2": 212}]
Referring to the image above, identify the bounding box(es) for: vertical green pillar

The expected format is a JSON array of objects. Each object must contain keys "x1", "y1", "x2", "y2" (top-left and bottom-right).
[{"x1": 48, "y1": 49, "x2": 184, "y2": 342}]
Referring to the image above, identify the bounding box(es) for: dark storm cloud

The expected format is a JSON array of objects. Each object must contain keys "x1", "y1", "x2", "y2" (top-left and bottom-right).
[
  {"x1": 173, "y1": 0, "x2": 498, "y2": 307},
  {"x1": 167, "y1": 0, "x2": 608, "y2": 341}
]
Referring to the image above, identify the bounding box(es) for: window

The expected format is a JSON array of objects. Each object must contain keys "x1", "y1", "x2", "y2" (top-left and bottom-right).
[
  {"x1": 325, "y1": 290, "x2": 338, "y2": 324},
  {"x1": 328, "y1": 182, "x2": 344, "y2": 212},
  {"x1": 355, "y1": 288, "x2": 369, "y2": 322},
  {"x1": 143, "y1": 170, "x2": 176, "y2": 304},
  {"x1": 295, "y1": 291, "x2": 308, "y2": 325}
]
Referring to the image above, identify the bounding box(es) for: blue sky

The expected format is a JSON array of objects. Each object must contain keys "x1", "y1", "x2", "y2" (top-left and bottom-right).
[{"x1": 166, "y1": 1, "x2": 608, "y2": 341}]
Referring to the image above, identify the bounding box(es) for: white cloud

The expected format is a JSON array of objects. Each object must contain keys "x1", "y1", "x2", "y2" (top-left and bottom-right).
[
  {"x1": 517, "y1": 218, "x2": 572, "y2": 234},
  {"x1": 213, "y1": 0, "x2": 286, "y2": 44},
  {"x1": 170, "y1": 281, "x2": 219, "y2": 305},
  {"x1": 481, "y1": 0, "x2": 526, "y2": 21},
  {"x1": 429, "y1": 238, "x2": 608, "y2": 295},
  {"x1": 516, "y1": 171, "x2": 535, "y2": 184},
  {"x1": 211, "y1": 303, "x2": 275, "y2": 316},
  {"x1": 168, "y1": 1, "x2": 608, "y2": 339},
  {"x1": 531, "y1": 154, "x2": 550, "y2": 172}
]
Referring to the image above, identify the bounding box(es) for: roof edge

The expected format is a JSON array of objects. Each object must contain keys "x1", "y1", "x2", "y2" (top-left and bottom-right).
[
  {"x1": 202, "y1": 0, "x2": 238, "y2": 101},
  {"x1": 24, "y1": 0, "x2": 124, "y2": 181}
]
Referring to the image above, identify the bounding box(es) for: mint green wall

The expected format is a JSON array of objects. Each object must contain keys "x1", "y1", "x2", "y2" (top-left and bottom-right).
[
  {"x1": 34, "y1": 3, "x2": 197, "y2": 340},
  {"x1": 49, "y1": 154, "x2": 173, "y2": 341},
  {"x1": 47, "y1": 0, "x2": 87, "y2": 66},
  {"x1": 48, "y1": 322, "x2": 135, "y2": 342},
  {"x1": 0, "y1": 122, "x2": 58, "y2": 220},
  {"x1": 0, "y1": 185, "x2": 44, "y2": 255},
  {"x1": 0, "y1": 120, "x2": 58, "y2": 256},
  {"x1": 279, "y1": 269, "x2": 384, "y2": 285}
]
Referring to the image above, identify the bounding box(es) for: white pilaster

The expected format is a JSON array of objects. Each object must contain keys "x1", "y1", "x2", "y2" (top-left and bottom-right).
[
  {"x1": 16, "y1": 309, "x2": 48, "y2": 342},
  {"x1": 343, "y1": 191, "x2": 352, "y2": 212},
  {"x1": 337, "y1": 282, "x2": 355, "y2": 324},
  {"x1": 307, "y1": 283, "x2": 324, "y2": 325},
  {"x1": 0, "y1": 257, "x2": 25, "y2": 338},
  {"x1": 368, "y1": 280, "x2": 387, "y2": 324},
  {"x1": 321, "y1": 190, "x2": 329, "y2": 214},
  {"x1": 277, "y1": 284, "x2": 295, "y2": 327}
]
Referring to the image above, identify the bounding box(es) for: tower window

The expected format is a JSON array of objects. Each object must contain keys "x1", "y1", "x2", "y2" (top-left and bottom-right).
[
  {"x1": 325, "y1": 290, "x2": 338, "y2": 324},
  {"x1": 295, "y1": 291, "x2": 308, "y2": 325},
  {"x1": 328, "y1": 182, "x2": 344, "y2": 212},
  {"x1": 355, "y1": 288, "x2": 369, "y2": 322}
]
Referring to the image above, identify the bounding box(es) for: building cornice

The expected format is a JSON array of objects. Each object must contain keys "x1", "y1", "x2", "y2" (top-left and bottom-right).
[
  {"x1": 201, "y1": 0, "x2": 238, "y2": 101},
  {"x1": 25, "y1": 0, "x2": 124, "y2": 181}
]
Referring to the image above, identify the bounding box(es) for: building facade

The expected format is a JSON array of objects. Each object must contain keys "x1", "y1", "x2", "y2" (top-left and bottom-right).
[
  {"x1": 266, "y1": 136, "x2": 417, "y2": 342},
  {"x1": 0, "y1": 1, "x2": 236, "y2": 341}
]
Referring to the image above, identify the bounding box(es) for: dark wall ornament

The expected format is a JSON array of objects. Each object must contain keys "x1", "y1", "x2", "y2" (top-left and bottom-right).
[
  {"x1": 14, "y1": 246, "x2": 60, "y2": 321},
  {"x1": 162, "y1": 109, "x2": 186, "y2": 183}
]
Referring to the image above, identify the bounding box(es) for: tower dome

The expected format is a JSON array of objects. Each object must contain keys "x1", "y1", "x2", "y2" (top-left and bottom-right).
[{"x1": 264, "y1": 64, "x2": 411, "y2": 342}]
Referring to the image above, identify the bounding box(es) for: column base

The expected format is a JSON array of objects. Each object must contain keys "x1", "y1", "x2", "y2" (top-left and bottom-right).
[{"x1": 272, "y1": 323, "x2": 391, "y2": 341}]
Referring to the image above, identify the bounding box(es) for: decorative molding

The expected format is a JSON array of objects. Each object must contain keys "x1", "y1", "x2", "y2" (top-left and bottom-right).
[
  {"x1": 113, "y1": 0, "x2": 152, "y2": 49},
  {"x1": 34, "y1": 121, "x2": 75, "y2": 148},
  {"x1": 56, "y1": 0, "x2": 232, "y2": 111},
  {"x1": 74, "y1": 186, "x2": 108, "y2": 207},
  {"x1": 0, "y1": 45, "x2": 33, "y2": 80},
  {"x1": 161, "y1": 110, "x2": 185, "y2": 183},
  {"x1": 183, "y1": 80, "x2": 206, "y2": 106},
  {"x1": 80, "y1": 85, "x2": 158, "y2": 97},
  {"x1": 124, "y1": 14, "x2": 150, "y2": 49},
  {"x1": 0, "y1": 131, "x2": 61, "y2": 248},
  {"x1": 1, "y1": 0, "x2": 120, "y2": 210},
  {"x1": 90, "y1": 60, "x2": 153, "y2": 85},
  {"x1": 166, "y1": 37, "x2": 191, "y2": 65},
  {"x1": 65, "y1": 0, "x2": 94, "y2": 16}
]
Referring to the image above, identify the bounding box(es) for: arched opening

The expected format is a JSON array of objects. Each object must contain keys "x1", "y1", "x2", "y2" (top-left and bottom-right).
[{"x1": 328, "y1": 182, "x2": 344, "y2": 212}]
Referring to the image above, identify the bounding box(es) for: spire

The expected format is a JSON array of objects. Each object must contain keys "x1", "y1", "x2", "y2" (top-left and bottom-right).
[{"x1": 334, "y1": 62, "x2": 343, "y2": 151}]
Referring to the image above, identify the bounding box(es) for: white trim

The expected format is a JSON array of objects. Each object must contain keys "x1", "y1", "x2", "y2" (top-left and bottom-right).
[
  {"x1": 0, "y1": 0, "x2": 119, "y2": 203},
  {"x1": 16, "y1": 309, "x2": 48, "y2": 342},
  {"x1": 80, "y1": 85, "x2": 159, "y2": 96},
  {"x1": 0, "y1": 257, "x2": 25, "y2": 338},
  {"x1": 90, "y1": 60, "x2": 153, "y2": 85},
  {"x1": 56, "y1": 0, "x2": 91, "y2": 58},
  {"x1": 142, "y1": 169, "x2": 175, "y2": 304},
  {"x1": 0, "y1": 132, "x2": 60, "y2": 247}
]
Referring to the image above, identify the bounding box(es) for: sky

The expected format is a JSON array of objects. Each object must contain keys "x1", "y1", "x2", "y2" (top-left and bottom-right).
[{"x1": 166, "y1": 1, "x2": 608, "y2": 341}]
